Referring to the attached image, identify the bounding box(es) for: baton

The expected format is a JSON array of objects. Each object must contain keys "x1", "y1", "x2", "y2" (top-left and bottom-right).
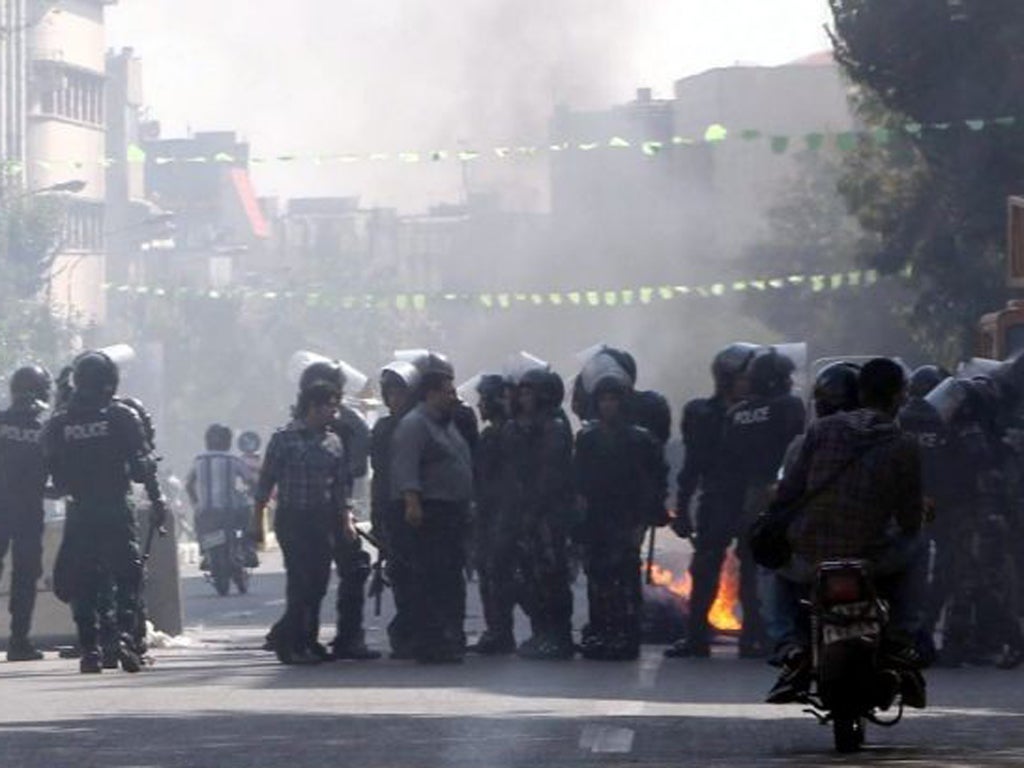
[{"x1": 644, "y1": 525, "x2": 657, "y2": 585}]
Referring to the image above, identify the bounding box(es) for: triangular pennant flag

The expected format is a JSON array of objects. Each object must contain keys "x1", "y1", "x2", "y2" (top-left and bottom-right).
[
  {"x1": 494, "y1": 147, "x2": 513, "y2": 159},
  {"x1": 497, "y1": 294, "x2": 511, "y2": 308},
  {"x1": 586, "y1": 291, "x2": 600, "y2": 306},
  {"x1": 769, "y1": 279, "x2": 785, "y2": 289},
  {"x1": 740, "y1": 129, "x2": 762, "y2": 141},
  {"x1": 995, "y1": 116, "x2": 1017, "y2": 128},
  {"x1": 873, "y1": 127, "x2": 892, "y2": 144},
  {"x1": 548, "y1": 293, "x2": 563, "y2": 305},
  {"x1": 770, "y1": 136, "x2": 790, "y2": 154},
  {"x1": 864, "y1": 270, "x2": 879, "y2": 285},
  {"x1": 430, "y1": 151, "x2": 447, "y2": 162},
  {"x1": 412, "y1": 294, "x2": 426, "y2": 310},
  {"x1": 750, "y1": 280, "x2": 767, "y2": 291},
  {"x1": 732, "y1": 281, "x2": 748, "y2": 292},
  {"x1": 568, "y1": 292, "x2": 582, "y2": 305},
  {"x1": 399, "y1": 153, "x2": 421, "y2": 163},
  {"x1": 709, "y1": 284, "x2": 726, "y2": 297},
  {"x1": 830, "y1": 274, "x2": 844, "y2": 290},
  {"x1": 810, "y1": 275, "x2": 826, "y2": 291},
  {"x1": 621, "y1": 290, "x2": 634, "y2": 305},
  {"x1": 965, "y1": 119, "x2": 985, "y2": 131},
  {"x1": 805, "y1": 133, "x2": 825, "y2": 151},
  {"x1": 641, "y1": 141, "x2": 663, "y2": 156},
  {"x1": 603, "y1": 291, "x2": 618, "y2": 306},
  {"x1": 395, "y1": 295, "x2": 409, "y2": 311},
  {"x1": 639, "y1": 287, "x2": 653, "y2": 304},
  {"x1": 579, "y1": 142, "x2": 600, "y2": 152},
  {"x1": 658, "y1": 286, "x2": 673, "y2": 300},
  {"x1": 671, "y1": 136, "x2": 694, "y2": 145},
  {"x1": 836, "y1": 132, "x2": 858, "y2": 152},
  {"x1": 847, "y1": 271, "x2": 862, "y2": 287},
  {"x1": 704, "y1": 124, "x2": 728, "y2": 143},
  {"x1": 608, "y1": 137, "x2": 631, "y2": 148},
  {"x1": 127, "y1": 144, "x2": 147, "y2": 163},
  {"x1": 696, "y1": 286, "x2": 710, "y2": 298},
  {"x1": 674, "y1": 286, "x2": 691, "y2": 295},
  {"x1": 457, "y1": 151, "x2": 480, "y2": 161},
  {"x1": 904, "y1": 123, "x2": 923, "y2": 136},
  {"x1": 480, "y1": 294, "x2": 493, "y2": 308},
  {"x1": 214, "y1": 152, "x2": 235, "y2": 163},
  {"x1": 530, "y1": 294, "x2": 544, "y2": 305}
]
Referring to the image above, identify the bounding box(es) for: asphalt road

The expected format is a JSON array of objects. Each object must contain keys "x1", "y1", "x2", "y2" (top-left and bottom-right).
[{"x1": 0, "y1": 549, "x2": 1022, "y2": 768}]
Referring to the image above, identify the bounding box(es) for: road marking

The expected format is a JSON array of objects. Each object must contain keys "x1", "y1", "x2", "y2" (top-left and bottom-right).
[{"x1": 579, "y1": 725, "x2": 635, "y2": 754}]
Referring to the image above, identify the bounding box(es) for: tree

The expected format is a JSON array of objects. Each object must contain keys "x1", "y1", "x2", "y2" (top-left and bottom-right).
[
  {"x1": 740, "y1": 149, "x2": 918, "y2": 359},
  {"x1": 0, "y1": 190, "x2": 79, "y2": 386},
  {"x1": 827, "y1": 0, "x2": 1024, "y2": 362}
]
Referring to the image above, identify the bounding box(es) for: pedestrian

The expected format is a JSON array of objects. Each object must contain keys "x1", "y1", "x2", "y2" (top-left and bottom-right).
[
  {"x1": 255, "y1": 382, "x2": 353, "y2": 665},
  {"x1": 390, "y1": 355, "x2": 474, "y2": 664},
  {"x1": 0, "y1": 366, "x2": 52, "y2": 661},
  {"x1": 44, "y1": 351, "x2": 168, "y2": 674}
]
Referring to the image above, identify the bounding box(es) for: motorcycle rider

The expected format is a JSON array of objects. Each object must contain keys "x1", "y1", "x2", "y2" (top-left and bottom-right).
[
  {"x1": 665, "y1": 342, "x2": 759, "y2": 658},
  {"x1": 766, "y1": 358, "x2": 926, "y2": 705},
  {"x1": 371, "y1": 360, "x2": 420, "y2": 658},
  {"x1": 256, "y1": 383, "x2": 352, "y2": 665},
  {"x1": 44, "y1": 351, "x2": 168, "y2": 674},
  {"x1": 574, "y1": 358, "x2": 668, "y2": 661},
  {"x1": 500, "y1": 368, "x2": 575, "y2": 660},
  {"x1": 469, "y1": 374, "x2": 516, "y2": 655},
  {"x1": 0, "y1": 366, "x2": 52, "y2": 661},
  {"x1": 186, "y1": 424, "x2": 258, "y2": 572}
]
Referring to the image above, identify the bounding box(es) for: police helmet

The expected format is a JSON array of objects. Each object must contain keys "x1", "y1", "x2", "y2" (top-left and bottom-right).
[
  {"x1": 418, "y1": 352, "x2": 455, "y2": 379},
  {"x1": 72, "y1": 351, "x2": 120, "y2": 399},
  {"x1": 747, "y1": 348, "x2": 791, "y2": 398},
  {"x1": 300, "y1": 360, "x2": 345, "y2": 394},
  {"x1": 711, "y1": 343, "x2": 759, "y2": 389},
  {"x1": 380, "y1": 360, "x2": 421, "y2": 392},
  {"x1": 519, "y1": 368, "x2": 565, "y2": 409},
  {"x1": 9, "y1": 365, "x2": 52, "y2": 407},
  {"x1": 603, "y1": 348, "x2": 638, "y2": 385},
  {"x1": 592, "y1": 374, "x2": 631, "y2": 399},
  {"x1": 237, "y1": 430, "x2": 262, "y2": 455},
  {"x1": 476, "y1": 374, "x2": 506, "y2": 402},
  {"x1": 813, "y1": 362, "x2": 860, "y2": 418},
  {"x1": 909, "y1": 365, "x2": 949, "y2": 399}
]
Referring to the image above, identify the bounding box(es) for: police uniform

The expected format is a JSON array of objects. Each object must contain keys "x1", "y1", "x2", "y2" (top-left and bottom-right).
[
  {"x1": 498, "y1": 410, "x2": 575, "y2": 657},
  {"x1": 45, "y1": 396, "x2": 158, "y2": 670},
  {"x1": 0, "y1": 402, "x2": 48, "y2": 655},
  {"x1": 575, "y1": 420, "x2": 667, "y2": 660},
  {"x1": 718, "y1": 392, "x2": 805, "y2": 654}
]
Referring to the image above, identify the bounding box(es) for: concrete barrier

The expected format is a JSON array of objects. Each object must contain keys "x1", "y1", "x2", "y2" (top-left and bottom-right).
[{"x1": 0, "y1": 502, "x2": 183, "y2": 648}]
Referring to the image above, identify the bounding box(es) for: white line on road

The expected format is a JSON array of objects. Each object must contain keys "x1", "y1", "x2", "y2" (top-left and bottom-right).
[{"x1": 579, "y1": 725, "x2": 635, "y2": 753}]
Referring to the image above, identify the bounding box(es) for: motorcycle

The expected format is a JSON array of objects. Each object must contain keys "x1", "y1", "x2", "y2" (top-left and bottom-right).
[
  {"x1": 800, "y1": 560, "x2": 926, "y2": 753},
  {"x1": 197, "y1": 509, "x2": 255, "y2": 596}
]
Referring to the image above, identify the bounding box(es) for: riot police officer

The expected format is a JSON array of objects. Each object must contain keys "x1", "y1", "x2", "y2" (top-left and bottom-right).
[
  {"x1": 666, "y1": 343, "x2": 759, "y2": 658},
  {"x1": 372, "y1": 360, "x2": 420, "y2": 658},
  {"x1": 500, "y1": 368, "x2": 575, "y2": 660},
  {"x1": 719, "y1": 348, "x2": 806, "y2": 657},
  {"x1": 44, "y1": 351, "x2": 167, "y2": 673},
  {"x1": 574, "y1": 359, "x2": 668, "y2": 661},
  {"x1": 0, "y1": 366, "x2": 52, "y2": 661},
  {"x1": 470, "y1": 374, "x2": 516, "y2": 655}
]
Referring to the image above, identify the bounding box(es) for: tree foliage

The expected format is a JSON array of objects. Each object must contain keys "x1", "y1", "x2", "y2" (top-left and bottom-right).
[{"x1": 828, "y1": 0, "x2": 1024, "y2": 362}]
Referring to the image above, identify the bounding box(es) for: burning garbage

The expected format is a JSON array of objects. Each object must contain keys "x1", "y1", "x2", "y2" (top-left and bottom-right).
[{"x1": 641, "y1": 551, "x2": 743, "y2": 644}]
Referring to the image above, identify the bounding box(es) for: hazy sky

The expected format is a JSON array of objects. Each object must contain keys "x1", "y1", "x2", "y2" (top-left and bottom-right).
[{"x1": 107, "y1": 0, "x2": 833, "y2": 211}]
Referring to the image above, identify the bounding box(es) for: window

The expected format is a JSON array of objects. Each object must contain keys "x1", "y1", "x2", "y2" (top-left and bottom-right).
[
  {"x1": 33, "y1": 62, "x2": 105, "y2": 127},
  {"x1": 63, "y1": 201, "x2": 105, "y2": 251}
]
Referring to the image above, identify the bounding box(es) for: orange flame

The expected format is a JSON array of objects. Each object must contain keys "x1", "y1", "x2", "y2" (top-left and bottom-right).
[{"x1": 646, "y1": 551, "x2": 743, "y2": 632}]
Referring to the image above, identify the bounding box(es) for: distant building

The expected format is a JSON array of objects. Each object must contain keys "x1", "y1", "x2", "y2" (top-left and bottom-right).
[
  {"x1": 28, "y1": 0, "x2": 117, "y2": 321},
  {"x1": 548, "y1": 56, "x2": 857, "y2": 285},
  {"x1": 143, "y1": 130, "x2": 270, "y2": 289}
]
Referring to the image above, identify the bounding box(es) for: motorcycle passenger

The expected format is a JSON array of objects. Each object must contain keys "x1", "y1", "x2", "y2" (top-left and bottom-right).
[
  {"x1": 256, "y1": 383, "x2": 352, "y2": 665},
  {"x1": 666, "y1": 343, "x2": 759, "y2": 658},
  {"x1": 44, "y1": 351, "x2": 168, "y2": 674},
  {"x1": 186, "y1": 424, "x2": 258, "y2": 572},
  {"x1": 766, "y1": 358, "x2": 926, "y2": 705},
  {"x1": 0, "y1": 366, "x2": 52, "y2": 661}
]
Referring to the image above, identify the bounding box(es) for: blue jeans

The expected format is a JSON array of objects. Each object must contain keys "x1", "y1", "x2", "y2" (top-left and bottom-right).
[{"x1": 765, "y1": 532, "x2": 927, "y2": 653}]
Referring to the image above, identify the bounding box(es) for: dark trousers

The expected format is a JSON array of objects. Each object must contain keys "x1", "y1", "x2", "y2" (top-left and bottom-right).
[
  {"x1": 478, "y1": 535, "x2": 517, "y2": 641},
  {"x1": 275, "y1": 508, "x2": 334, "y2": 654},
  {"x1": 333, "y1": 531, "x2": 370, "y2": 647},
  {"x1": 519, "y1": 521, "x2": 573, "y2": 642},
  {"x1": 0, "y1": 503, "x2": 44, "y2": 639},
  {"x1": 385, "y1": 502, "x2": 417, "y2": 655},
  {"x1": 689, "y1": 495, "x2": 764, "y2": 650},
  {"x1": 585, "y1": 533, "x2": 643, "y2": 648},
  {"x1": 396, "y1": 500, "x2": 468, "y2": 659},
  {"x1": 67, "y1": 501, "x2": 143, "y2": 652}
]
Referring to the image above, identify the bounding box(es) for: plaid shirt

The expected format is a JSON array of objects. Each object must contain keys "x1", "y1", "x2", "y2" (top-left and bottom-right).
[
  {"x1": 256, "y1": 421, "x2": 348, "y2": 511},
  {"x1": 776, "y1": 408, "x2": 923, "y2": 564}
]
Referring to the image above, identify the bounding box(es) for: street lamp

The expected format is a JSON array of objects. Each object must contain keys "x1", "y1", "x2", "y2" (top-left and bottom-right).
[{"x1": 4, "y1": 179, "x2": 88, "y2": 203}]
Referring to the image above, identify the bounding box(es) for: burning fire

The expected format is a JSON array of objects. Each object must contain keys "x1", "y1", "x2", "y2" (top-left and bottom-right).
[{"x1": 647, "y1": 551, "x2": 743, "y2": 632}]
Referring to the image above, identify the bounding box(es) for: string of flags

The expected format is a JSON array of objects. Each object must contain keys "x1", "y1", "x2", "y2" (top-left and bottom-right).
[
  {"x1": 103, "y1": 265, "x2": 912, "y2": 312},
  {"x1": 1, "y1": 115, "x2": 1019, "y2": 174}
]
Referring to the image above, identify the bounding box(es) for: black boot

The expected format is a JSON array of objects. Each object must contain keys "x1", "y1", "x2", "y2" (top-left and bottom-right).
[
  {"x1": 6, "y1": 635, "x2": 43, "y2": 662},
  {"x1": 80, "y1": 649, "x2": 103, "y2": 674}
]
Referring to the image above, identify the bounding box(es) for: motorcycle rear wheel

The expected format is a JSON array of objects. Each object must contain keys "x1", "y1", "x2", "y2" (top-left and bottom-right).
[{"x1": 833, "y1": 716, "x2": 865, "y2": 753}]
